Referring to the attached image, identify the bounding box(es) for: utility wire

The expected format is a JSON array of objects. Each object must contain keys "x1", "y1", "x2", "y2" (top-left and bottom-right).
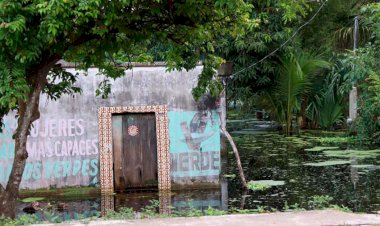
[{"x1": 230, "y1": 0, "x2": 329, "y2": 78}]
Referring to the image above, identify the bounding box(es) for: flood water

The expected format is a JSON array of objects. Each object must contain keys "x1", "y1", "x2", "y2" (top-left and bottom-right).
[
  {"x1": 15, "y1": 118, "x2": 380, "y2": 221},
  {"x1": 225, "y1": 118, "x2": 380, "y2": 213}
]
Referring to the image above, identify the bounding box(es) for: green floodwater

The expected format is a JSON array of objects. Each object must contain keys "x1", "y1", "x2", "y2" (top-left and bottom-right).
[{"x1": 225, "y1": 118, "x2": 380, "y2": 213}]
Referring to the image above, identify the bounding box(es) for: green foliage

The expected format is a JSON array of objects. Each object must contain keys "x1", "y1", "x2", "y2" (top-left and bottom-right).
[
  {"x1": 255, "y1": 50, "x2": 329, "y2": 135},
  {"x1": 337, "y1": 44, "x2": 380, "y2": 144},
  {"x1": 247, "y1": 181, "x2": 271, "y2": 191},
  {"x1": 247, "y1": 180, "x2": 285, "y2": 192},
  {"x1": 204, "y1": 206, "x2": 226, "y2": 216},
  {"x1": 307, "y1": 195, "x2": 333, "y2": 209},
  {"x1": 141, "y1": 200, "x2": 160, "y2": 218},
  {"x1": 104, "y1": 207, "x2": 134, "y2": 220},
  {"x1": 192, "y1": 55, "x2": 224, "y2": 100},
  {"x1": 304, "y1": 146, "x2": 340, "y2": 152},
  {"x1": 1, "y1": 209, "x2": 100, "y2": 225},
  {"x1": 172, "y1": 208, "x2": 203, "y2": 217},
  {"x1": 20, "y1": 197, "x2": 45, "y2": 203},
  {"x1": 301, "y1": 0, "x2": 371, "y2": 52},
  {"x1": 218, "y1": 0, "x2": 312, "y2": 106},
  {"x1": 228, "y1": 207, "x2": 255, "y2": 214},
  {"x1": 361, "y1": 2, "x2": 380, "y2": 45},
  {"x1": 322, "y1": 149, "x2": 380, "y2": 159},
  {"x1": 305, "y1": 52, "x2": 357, "y2": 130},
  {"x1": 278, "y1": 0, "x2": 310, "y2": 23},
  {"x1": 0, "y1": 214, "x2": 39, "y2": 226},
  {"x1": 303, "y1": 160, "x2": 351, "y2": 167},
  {"x1": 330, "y1": 205, "x2": 352, "y2": 213},
  {"x1": 355, "y1": 71, "x2": 380, "y2": 144},
  {"x1": 44, "y1": 66, "x2": 82, "y2": 100},
  {"x1": 283, "y1": 201, "x2": 305, "y2": 211},
  {"x1": 317, "y1": 136, "x2": 355, "y2": 146},
  {"x1": 306, "y1": 68, "x2": 345, "y2": 130},
  {"x1": 0, "y1": 61, "x2": 29, "y2": 132}
]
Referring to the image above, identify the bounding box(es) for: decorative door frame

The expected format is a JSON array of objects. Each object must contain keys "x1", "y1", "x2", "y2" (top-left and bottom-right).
[{"x1": 98, "y1": 105, "x2": 170, "y2": 194}]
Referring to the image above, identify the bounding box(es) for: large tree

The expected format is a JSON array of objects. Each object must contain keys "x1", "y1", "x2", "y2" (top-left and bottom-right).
[
  {"x1": 215, "y1": 0, "x2": 314, "y2": 109},
  {"x1": 0, "y1": 0, "x2": 252, "y2": 218}
]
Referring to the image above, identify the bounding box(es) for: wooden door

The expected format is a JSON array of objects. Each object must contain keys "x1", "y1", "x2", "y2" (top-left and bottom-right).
[{"x1": 112, "y1": 113, "x2": 158, "y2": 191}]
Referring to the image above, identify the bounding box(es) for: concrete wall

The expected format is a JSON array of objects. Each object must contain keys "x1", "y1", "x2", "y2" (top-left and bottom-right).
[{"x1": 0, "y1": 65, "x2": 221, "y2": 189}]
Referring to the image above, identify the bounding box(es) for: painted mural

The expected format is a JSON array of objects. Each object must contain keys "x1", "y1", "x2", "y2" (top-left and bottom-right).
[
  {"x1": 0, "y1": 115, "x2": 99, "y2": 189},
  {"x1": 169, "y1": 111, "x2": 220, "y2": 180}
]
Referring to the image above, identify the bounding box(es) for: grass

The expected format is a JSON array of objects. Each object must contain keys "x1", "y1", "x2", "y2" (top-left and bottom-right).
[{"x1": 19, "y1": 186, "x2": 100, "y2": 200}]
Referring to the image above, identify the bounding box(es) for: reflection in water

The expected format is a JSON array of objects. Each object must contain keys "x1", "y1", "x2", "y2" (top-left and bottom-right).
[
  {"x1": 350, "y1": 157, "x2": 359, "y2": 190},
  {"x1": 240, "y1": 189, "x2": 248, "y2": 209},
  {"x1": 159, "y1": 192, "x2": 172, "y2": 215},
  {"x1": 101, "y1": 194, "x2": 114, "y2": 216},
  {"x1": 101, "y1": 184, "x2": 228, "y2": 216},
  {"x1": 17, "y1": 198, "x2": 100, "y2": 222}
]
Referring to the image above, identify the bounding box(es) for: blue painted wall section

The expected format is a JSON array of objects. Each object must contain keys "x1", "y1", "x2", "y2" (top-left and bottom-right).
[
  {"x1": 169, "y1": 111, "x2": 220, "y2": 180},
  {"x1": 0, "y1": 117, "x2": 99, "y2": 189}
]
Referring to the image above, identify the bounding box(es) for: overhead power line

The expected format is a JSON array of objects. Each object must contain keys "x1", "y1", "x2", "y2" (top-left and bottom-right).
[{"x1": 230, "y1": 0, "x2": 329, "y2": 78}]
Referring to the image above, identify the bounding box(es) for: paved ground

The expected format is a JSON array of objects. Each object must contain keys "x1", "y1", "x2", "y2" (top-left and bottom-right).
[{"x1": 35, "y1": 210, "x2": 380, "y2": 226}]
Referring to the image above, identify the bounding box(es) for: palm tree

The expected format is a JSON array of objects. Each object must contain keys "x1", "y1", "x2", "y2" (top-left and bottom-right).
[{"x1": 256, "y1": 50, "x2": 330, "y2": 136}]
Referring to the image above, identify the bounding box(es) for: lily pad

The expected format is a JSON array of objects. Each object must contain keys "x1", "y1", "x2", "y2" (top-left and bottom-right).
[
  {"x1": 227, "y1": 119, "x2": 255, "y2": 123},
  {"x1": 351, "y1": 164, "x2": 375, "y2": 168},
  {"x1": 223, "y1": 174, "x2": 236, "y2": 179},
  {"x1": 303, "y1": 160, "x2": 351, "y2": 166},
  {"x1": 351, "y1": 164, "x2": 380, "y2": 169},
  {"x1": 304, "y1": 146, "x2": 340, "y2": 152},
  {"x1": 323, "y1": 149, "x2": 380, "y2": 159},
  {"x1": 248, "y1": 180, "x2": 285, "y2": 187},
  {"x1": 21, "y1": 197, "x2": 46, "y2": 203},
  {"x1": 231, "y1": 131, "x2": 269, "y2": 135}
]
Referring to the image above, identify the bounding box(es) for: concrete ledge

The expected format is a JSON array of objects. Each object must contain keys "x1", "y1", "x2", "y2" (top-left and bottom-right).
[
  {"x1": 57, "y1": 60, "x2": 203, "y2": 68},
  {"x1": 34, "y1": 210, "x2": 380, "y2": 226}
]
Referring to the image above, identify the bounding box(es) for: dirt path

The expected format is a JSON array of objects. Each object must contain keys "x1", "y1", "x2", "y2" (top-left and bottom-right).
[{"x1": 34, "y1": 210, "x2": 380, "y2": 226}]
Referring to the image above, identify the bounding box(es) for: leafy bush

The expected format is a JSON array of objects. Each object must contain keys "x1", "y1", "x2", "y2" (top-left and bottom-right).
[
  {"x1": 308, "y1": 195, "x2": 333, "y2": 209},
  {"x1": 247, "y1": 181, "x2": 271, "y2": 191},
  {"x1": 104, "y1": 207, "x2": 134, "y2": 220},
  {"x1": 355, "y1": 72, "x2": 380, "y2": 144},
  {"x1": 0, "y1": 214, "x2": 39, "y2": 226}
]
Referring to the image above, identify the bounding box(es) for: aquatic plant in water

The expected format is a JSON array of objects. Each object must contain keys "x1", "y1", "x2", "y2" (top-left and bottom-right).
[
  {"x1": 322, "y1": 149, "x2": 380, "y2": 159},
  {"x1": 247, "y1": 180, "x2": 285, "y2": 191},
  {"x1": 20, "y1": 197, "x2": 46, "y2": 203},
  {"x1": 303, "y1": 160, "x2": 351, "y2": 166},
  {"x1": 304, "y1": 146, "x2": 340, "y2": 151}
]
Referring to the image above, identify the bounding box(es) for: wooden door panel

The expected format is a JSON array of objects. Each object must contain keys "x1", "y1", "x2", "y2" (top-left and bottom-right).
[
  {"x1": 141, "y1": 113, "x2": 157, "y2": 186},
  {"x1": 112, "y1": 115, "x2": 124, "y2": 191},
  {"x1": 113, "y1": 113, "x2": 157, "y2": 191}
]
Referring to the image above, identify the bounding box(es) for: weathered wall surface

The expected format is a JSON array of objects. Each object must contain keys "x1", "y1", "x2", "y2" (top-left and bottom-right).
[{"x1": 0, "y1": 65, "x2": 221, "y2": 189}]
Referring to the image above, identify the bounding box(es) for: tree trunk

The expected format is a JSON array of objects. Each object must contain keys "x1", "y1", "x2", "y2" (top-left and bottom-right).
[
  {"x1": 0, "y1": 59, "x2": 57, "y2": 218},
  {"x1": 300, "y1": 97, "x2": 308, "y2": 129},
  {"x1": 221, "y1": 128, "x2": 248, "y2": 190},
  {"x1": 0, "y1": 186, "x2": 17, "y2": 218},
  {"x1": 0, "y1": 82, "x2": 43, "y2": 218}
]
